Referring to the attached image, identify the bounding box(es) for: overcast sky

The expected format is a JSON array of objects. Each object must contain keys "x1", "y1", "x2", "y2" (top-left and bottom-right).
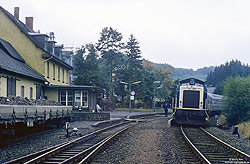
[{"x1": 2, "y1": 0, "x2": 250, "y2": 70}]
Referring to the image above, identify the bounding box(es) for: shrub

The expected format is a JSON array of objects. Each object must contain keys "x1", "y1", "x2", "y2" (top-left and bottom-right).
[
  {"x1": 223, "y1": 76, "x2": 250, "y2": 126},
  {"x1": 236, "y1": 121, "x2": 250, "y2": 139}
]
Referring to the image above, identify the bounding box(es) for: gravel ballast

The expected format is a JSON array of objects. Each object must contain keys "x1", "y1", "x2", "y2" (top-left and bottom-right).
[
  {"x1": 1, "y1": 116, "x2": 250, "y2": 163},
  {"x1": 0, "y1": 121, "x2": 97, "y2": 163},
  {"x1": 93, "y1": 117, "x2": 183, "y2": 164},
  {"x1": 205, "y1": 127, "x2": 250, "y2": 155}
]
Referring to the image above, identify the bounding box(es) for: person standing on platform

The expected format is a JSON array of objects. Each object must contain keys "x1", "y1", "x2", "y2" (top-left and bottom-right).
[{"x1": 163, "y1": 102, "x2": 168, "y2": 117}]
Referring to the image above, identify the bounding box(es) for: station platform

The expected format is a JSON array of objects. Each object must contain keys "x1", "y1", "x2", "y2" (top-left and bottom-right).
[{"x1": 69, "y1": 110, "x2": 165, "y2": 132}]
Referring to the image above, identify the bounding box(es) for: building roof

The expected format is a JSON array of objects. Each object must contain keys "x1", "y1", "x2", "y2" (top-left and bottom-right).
[
  {"x1": 0, "y1": 38, "x2": 46, "y2": 82},
  {"x1": 45, "y1": 84, "x2": 105, "y2": 93},
  {"x1": 0, "y1": 6, "x2": 73, "y2": 70}
]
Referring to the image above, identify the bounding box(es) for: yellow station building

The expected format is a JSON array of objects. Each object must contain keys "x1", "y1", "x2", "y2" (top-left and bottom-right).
[{"x1": 0, "y1": 6, "x2": 104, "y2": 111}]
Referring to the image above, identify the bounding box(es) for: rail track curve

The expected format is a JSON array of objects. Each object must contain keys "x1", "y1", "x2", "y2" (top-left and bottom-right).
[
  {"x1": 5, "y1": 120, "x2": 138, "y2": 164},
  {"x1": 180, "y1": 126, "x2": 250, "y2": 164}
]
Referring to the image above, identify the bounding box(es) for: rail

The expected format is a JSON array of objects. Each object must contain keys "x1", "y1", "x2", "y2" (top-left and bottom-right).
[
  {"x1": 180, "y1": 126, "x2": 211, "y2": 164},
  {"x1": 200, "y1": 127, "x2": 250, "y2": 161},
  {"x1": 180, "y1": 126, "x2": 250, "y2": 163}
]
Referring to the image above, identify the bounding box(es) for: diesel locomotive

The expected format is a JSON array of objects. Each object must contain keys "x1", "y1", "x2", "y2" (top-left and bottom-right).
[{"x1": 171, "y1": 78, "x2": 209, "y2": 125}]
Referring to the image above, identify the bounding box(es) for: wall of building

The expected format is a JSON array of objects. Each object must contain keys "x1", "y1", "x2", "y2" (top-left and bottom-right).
[
  {"x1": 45, "y1": 88, "x2": 58, "y2": 102},
  {"x1": 45, "y1": 61, "x2": 70, "y2": 86},
  {"x1": 0, "y1": 72, "x2": 42, "y2": 99},
  {"x1": 16, "y1": 77, "x2": 37, "y2": 99},
  {"x1": 0, "y1": 11, "x2": 44, "y2": 75}
]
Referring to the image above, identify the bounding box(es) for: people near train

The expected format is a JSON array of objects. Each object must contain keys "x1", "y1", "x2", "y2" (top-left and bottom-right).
[{"x1": 163, "y1": 102, "x2": 168, "y2": 117}]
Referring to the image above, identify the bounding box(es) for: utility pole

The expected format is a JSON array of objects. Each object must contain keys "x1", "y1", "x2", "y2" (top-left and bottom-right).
[
  {"x1": 153, "y1": 81, "x2": 162, "y2": 112},
  {"x1": 120, "y1": 81, "x2": 141, "y2": 113}
]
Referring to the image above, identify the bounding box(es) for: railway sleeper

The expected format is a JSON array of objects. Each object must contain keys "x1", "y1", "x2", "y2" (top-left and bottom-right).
[{"x1": 46, "y1": 157, "x2": 66, "y2": 161}]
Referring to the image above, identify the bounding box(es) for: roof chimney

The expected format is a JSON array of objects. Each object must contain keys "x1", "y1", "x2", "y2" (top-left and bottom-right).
[
  {"x1": 14, "y1": 7, "x2": 19, "y2": 20},
  {"x1": 25, "y1": 17, "x2": 34, "y2": 31}
]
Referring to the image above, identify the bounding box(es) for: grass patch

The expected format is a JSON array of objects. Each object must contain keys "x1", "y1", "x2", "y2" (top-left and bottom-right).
[
  {"x1": 236, "y1": 121, "x2": 250, "y2": 139},
  {"x1": 217, "y1": 114, "x2": 227, "y2": 128}
]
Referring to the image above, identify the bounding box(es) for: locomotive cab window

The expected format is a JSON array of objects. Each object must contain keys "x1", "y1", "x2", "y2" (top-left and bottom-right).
[{"x1": 183, "y1": 90, "x2": 200, "y2": 108}]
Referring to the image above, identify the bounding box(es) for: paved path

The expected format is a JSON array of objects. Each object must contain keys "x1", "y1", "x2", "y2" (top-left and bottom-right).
[{"x1": 109, "y1": 110, "x2": 164, "y2": 119}]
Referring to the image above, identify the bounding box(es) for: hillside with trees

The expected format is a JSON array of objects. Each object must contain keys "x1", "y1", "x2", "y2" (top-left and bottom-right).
[
  {"x1": 154, "y1": 63, "x2": 214, "y2": 81},
  {"x1": 206, "y1": 60, "x2": 250, "y2": 94}
]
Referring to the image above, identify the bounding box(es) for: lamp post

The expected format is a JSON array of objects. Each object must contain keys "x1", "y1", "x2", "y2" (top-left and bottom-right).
[
  {"x1": 153, "y1": 81, "x2": 162, "y2": 112},
  {"x1": 120, "y1": 81, "x2": 141, "y2": 113}
]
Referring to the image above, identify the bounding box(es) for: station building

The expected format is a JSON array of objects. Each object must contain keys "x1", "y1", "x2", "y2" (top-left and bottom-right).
[
  {"x1": 0, "y1": 6, "x2": 104, "y2": 111},
  {"x1": 0, "y1": 38, "x2": 47, "y2": 98}
]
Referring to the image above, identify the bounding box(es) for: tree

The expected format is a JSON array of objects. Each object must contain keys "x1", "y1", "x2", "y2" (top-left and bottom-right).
[
  {"x1": 140, "y1": 60, "x2": 173, "y2": 108},
  {"x1": 73, "y1": 44, "x2": 104, "y2": 87},
  {"x1": 114, "y1": 35, "x2": 143, "y2": 107},
  {"x1": 125, "y1": 34, "x2": 143, "y2": 70},
  {"x1": 223, "y1": 76, "x2": 250, "y2": 126},
  {"x1": 96, "y1": 27, "x2": 124, "y2": 98}
]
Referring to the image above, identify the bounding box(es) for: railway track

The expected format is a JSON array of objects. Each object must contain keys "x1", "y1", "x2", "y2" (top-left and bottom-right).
[
  {"x1": 178, "y1": 126, "x2": 250, "y2": 164},
  {"x1": 5, "y1": 120, "x2": 138, "y2": 164}
]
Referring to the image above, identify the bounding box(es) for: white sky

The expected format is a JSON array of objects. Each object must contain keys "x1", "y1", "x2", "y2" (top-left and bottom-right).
[{"x1": 1, "y1": 0, "x2": 250, "y2": 70}]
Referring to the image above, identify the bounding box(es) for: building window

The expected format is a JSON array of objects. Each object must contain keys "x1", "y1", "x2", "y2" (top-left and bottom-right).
[
  {"x1": 7, "y1": 77, "x2": 16, "y2": 96},
  {"x1": 82, "y1": 91, "x2": 88, "y2": 107},
  {"x1": 75, "y1": 91, "x2": 81, "y2": 107},
  {"x1": 62, "y1": 69, "x2": 65, "y2": 83},
  {"x1": 53, "y1": 64, "x2": 55, "y2": 80},
  {"x1": 47, "y1": 61, "x2": 50, "y2": 78},
  {"x1": 30, "y1": 87, "x2": 33, "y2": 99},
  {"x1": 60, "y1": 90, "x2": 66, "y2": 106},
  {"x1": 60, "y1": 90, "x2": 74, "y2": 106},
  {"x1": 66, "y1": 70, "x2": 68, "y2": 84},
  {"x1": 58, "y1": 66, "x2": 60, "y2": 81},
  {"x1": 68, "y1": 91, "x2": 73, "y2": 106},
  {"x1": 74, "y1": 91, "x2": 88, "y2": 107},
  {"x1": 21, "y1": 86, "x2": 24, "y2": 97}
]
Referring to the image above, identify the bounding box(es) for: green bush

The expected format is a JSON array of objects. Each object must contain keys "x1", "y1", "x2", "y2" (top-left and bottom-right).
[{"x1": 223, "y1": 76, "x2": 250, "y2": 126}]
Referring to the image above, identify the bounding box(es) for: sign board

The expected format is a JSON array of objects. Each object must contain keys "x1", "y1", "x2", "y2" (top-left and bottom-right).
[
  {"x1": 131, "y1": 91, "x2": 135, "y2": 96},
  {"x1": 130, "y1": 96, "x2": 135, "y2": 100}
]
